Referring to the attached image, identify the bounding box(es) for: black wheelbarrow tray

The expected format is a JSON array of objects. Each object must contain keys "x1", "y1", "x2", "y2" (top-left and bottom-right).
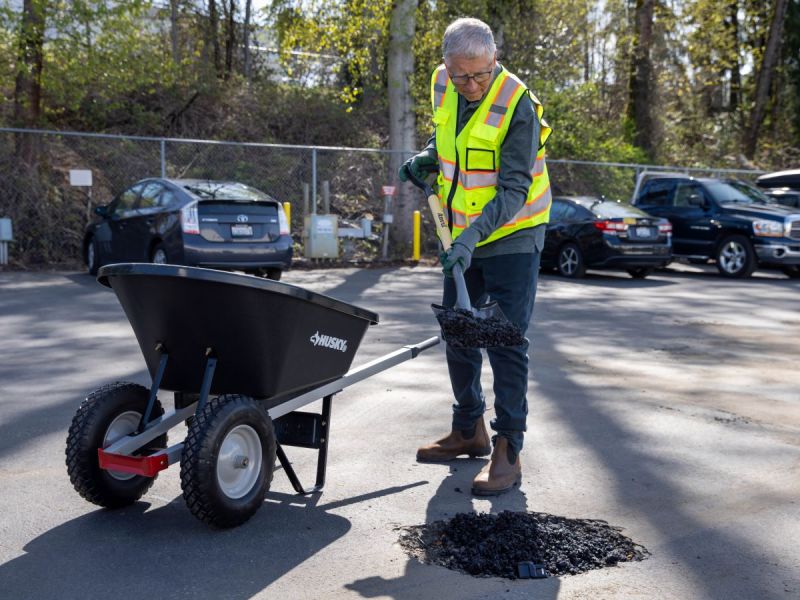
[{"x1": 66, "y1": 263, "x2": 439, "y2": 528}]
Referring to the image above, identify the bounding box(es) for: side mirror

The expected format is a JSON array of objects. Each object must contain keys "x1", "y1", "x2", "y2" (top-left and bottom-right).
[{"x1": 94, "y1": 205, "x2": 109, "y2": 218}]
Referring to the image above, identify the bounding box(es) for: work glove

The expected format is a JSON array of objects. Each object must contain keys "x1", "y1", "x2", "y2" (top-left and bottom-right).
[
  {"x1": 398, "y1": 151, "x2": 438, "y2": 182},
  {"x1": 441, "y1": 228, "x2": 481, "y2": 277}
]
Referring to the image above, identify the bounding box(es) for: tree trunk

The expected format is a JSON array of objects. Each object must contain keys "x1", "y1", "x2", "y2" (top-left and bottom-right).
[
  {"x1": 728, "y1": 0, "x2": 740, "y2": 112},
  {"x1": 224, "y1": 0, "x2": 236, "y2": 79},
  {"x1": 387, "y1": 0, "x2": 418, "y2": 258},
  {"x1": 13, "y1": 0, "x2": 46, "y2": 164},
  {"x1": 625, "y1": 0, "x2": 655, "y2": 159},
  {"x1": 743, "y1": 0, "x2": 789, "y2": 159},
  {"x1": 209, "y1": 0, "x2": 221, "y2": 76},
  {"x1": 243, "y1": 0, "x2": 252, "y2": 78},
  {"x1": 170, "y1": 0, "x2": 181, "y2": 64},
  {"x1": 583, "y1": 0, "x2": 591, "y2": 83}
]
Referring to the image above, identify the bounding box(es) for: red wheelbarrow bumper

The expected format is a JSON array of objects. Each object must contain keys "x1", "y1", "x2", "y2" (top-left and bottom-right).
[{"x1": 98, "y1": 448, "x2": 170, "y2": 478}]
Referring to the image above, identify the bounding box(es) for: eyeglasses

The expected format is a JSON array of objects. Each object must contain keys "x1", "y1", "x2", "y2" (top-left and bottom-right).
[{"x1": 448, "y1": 69, "x2": 493, "y2": 85}]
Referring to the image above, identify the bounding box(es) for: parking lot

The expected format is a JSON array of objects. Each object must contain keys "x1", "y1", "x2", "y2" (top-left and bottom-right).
[{"x1": 0, "y1": 263, "x2": 798, "y2": 599}]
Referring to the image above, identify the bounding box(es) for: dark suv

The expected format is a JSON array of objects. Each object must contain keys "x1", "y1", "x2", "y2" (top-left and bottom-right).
[{"x1": 631, "y1": 173, "x2": 800, "y2": 278}]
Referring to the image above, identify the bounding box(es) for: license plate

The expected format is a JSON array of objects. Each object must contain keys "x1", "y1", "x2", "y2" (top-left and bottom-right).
[
  {"x1": 231, "y1": 224, "x2": 253, "y2": 237},
  {"x1": 635, "y1": 226, "x2": 652, "y2": 237}
]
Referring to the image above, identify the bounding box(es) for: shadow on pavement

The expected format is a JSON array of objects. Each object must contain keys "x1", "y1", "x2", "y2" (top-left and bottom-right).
[
  {"x1": 0, "y1": 498, "x2": 350, "y2": 600},
  {"x1": 345, "y1": 461, "x2": 562, "y2": 599},
  {"x1": 534, "y1": 326, "x2": 790, "y2": 598},
  {"x1": 0, "y1": 480, "x2": 437, "y2": 600}
]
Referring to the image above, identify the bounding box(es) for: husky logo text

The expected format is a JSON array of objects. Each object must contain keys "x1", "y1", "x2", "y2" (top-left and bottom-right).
[{"x1": 309, "y1": 331, "x2": 348, "y2": 353}]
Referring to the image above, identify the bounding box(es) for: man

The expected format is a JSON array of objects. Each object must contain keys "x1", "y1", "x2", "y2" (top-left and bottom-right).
[{"x1": 399, "y1": 17, "x2": 552, "y2": 496}]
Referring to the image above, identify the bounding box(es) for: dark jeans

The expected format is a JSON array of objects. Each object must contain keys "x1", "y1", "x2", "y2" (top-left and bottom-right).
[{"x1": 442, "y1": 251, "x2": 541, "y2": 457}]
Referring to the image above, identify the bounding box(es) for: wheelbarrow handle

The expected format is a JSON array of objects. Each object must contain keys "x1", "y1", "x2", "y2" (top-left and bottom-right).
[{"x1": 406, "y1": 170, "x2": 472, "y2": 312}]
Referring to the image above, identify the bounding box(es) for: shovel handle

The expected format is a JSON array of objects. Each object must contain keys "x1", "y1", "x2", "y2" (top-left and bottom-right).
[{"x1": 406, "y1": 170, "x2": 471, "y2": 311}]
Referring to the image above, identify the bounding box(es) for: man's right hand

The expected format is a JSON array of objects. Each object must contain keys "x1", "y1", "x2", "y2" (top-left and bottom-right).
[{"x1": 398, "y1": 152, "x2": 438, "y2": 182}]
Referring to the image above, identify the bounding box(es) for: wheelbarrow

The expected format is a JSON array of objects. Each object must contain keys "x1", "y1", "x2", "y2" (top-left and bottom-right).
[{"x1": 66, "y1": 263, "x2": 439, "y2": 528}]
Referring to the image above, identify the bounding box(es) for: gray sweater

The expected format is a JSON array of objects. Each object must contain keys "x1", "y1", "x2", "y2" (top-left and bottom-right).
[{"x1": 425, "y1": 65, "x2": 546, "y2": 257}]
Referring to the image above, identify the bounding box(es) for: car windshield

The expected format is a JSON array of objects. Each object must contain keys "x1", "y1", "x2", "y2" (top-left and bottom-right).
[
  {"x1": 705, "y1": 181, "x2": 770, "y2": 205},
  {"x1": 183, "y1": 182, "x2": 273, "y2": 202}
]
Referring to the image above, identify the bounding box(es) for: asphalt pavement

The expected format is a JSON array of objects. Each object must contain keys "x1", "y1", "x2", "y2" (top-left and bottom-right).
[{"x1": 0, "y1": 263, "x2": 798, "y2": 599}]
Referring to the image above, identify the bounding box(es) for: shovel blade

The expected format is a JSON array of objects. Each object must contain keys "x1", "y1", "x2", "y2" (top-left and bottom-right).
[{"x1": 431, "y1": 301, "x2": 525, "y2": 348}]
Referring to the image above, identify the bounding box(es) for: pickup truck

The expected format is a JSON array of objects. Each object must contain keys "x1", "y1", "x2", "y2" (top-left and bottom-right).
[{"x1": 631, "y1": 173, "x2": 800, "y2": 278}]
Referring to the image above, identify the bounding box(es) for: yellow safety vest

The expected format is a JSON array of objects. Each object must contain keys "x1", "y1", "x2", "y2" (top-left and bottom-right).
[{"x1": 431, "y1": 64, "x2": 552, "y2": 246}]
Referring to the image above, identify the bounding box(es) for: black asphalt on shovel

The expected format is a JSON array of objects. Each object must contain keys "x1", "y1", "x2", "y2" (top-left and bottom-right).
[{"x1": 406, "y1": 170, "x2": 525, "y2": 348}]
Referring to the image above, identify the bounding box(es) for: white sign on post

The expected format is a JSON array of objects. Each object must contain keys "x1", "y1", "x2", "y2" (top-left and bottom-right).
[
  {"x1": 69, "y1": 169, "x2": 93, "y2": 187},
  {"x1": 381, "y1": 185, "x2": 396, "y2": 197}
]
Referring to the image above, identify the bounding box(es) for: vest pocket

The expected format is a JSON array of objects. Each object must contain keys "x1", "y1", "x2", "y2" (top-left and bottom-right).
[{"x1": 465, "y1": 147, "x2": 496, "y2": 172}]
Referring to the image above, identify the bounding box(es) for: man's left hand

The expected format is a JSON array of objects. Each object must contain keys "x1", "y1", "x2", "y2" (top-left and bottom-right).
[
  {"x1": 442, "y1": 241, "x2": 473, "y2": 277},
  {"x1": 441, "y1": 228, "x2": 481, "y2": 277}
]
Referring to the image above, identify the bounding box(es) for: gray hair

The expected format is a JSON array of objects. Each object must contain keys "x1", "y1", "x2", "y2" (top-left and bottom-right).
[{"x1": 442, "y1": 18, "x2": 496, "y2": 61}]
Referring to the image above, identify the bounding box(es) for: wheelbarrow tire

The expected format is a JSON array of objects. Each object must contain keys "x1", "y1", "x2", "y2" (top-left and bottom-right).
[
  {"x1": 66, "y1": 382, "x2": 167, "y2": 508},
  {"x1": 180, "y1": 395, "x2": 276, "y2": 528}
]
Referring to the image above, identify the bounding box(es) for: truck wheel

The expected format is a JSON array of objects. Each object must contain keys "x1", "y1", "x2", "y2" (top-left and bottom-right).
[
  {"x1": 66, "y1": 383, "x2": 167, "y2": 508},
  {"x1": 180, "y1": 395, "x2": 276, "y2": 528},
  {"x1": 557, "y1": 242, "x2": 586, "y2": 278},
  {"x1": 715, "y1": 235, "x2": 756, "y2": 278},
  {"x1": 86, "y1": 237, "x2": 101, "y2": 276},
  {"x1": 626, "y1": 267, "x2": 653, "y2": 279},
  {"x1": 150, "y1": 243, "x2": 168, "y2": 265}
]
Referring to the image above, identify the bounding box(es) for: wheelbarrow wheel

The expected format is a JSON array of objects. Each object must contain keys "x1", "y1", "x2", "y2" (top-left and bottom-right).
[
  {"x1": 66, "y1": 382, "x2": 167, "y2": 508},
  {"x1": 180, "y1": 395, "x2": 276, "y2": 528}
]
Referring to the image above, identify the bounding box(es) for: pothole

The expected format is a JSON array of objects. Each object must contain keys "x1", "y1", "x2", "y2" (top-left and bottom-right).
[{"x1": 398, "y1": 511, "x2": 648, "y2": 579}]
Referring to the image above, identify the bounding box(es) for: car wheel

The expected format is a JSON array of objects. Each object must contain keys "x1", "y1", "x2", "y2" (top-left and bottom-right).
[
  {"x1": 265, "y1": 268, "x2": 282, "y2": 281},
  {"x1": 557, "y1": 242, "x2": 585, "y2": 278},
  {"x1": 626, "y1": 267, "x2": 653, "y2": 279},
  {"x1": 86, "y1": 237, "x2": 101, "y2": 275},
  {"x1": 150, "y1": 243, "x2": 168, "y2": 265},
  {"x1": 715, "y1": 235, "x2": 756, "y2": 278},
  {"x1": 782, "y1": 265, "x2": 800, "y2": 279}
]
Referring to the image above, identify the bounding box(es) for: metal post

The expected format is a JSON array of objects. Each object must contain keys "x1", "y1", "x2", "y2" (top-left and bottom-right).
[
  {"x1": 322, "y1": 180, "x2": 330, "y2": 214},
  {"x1": 85, "y1": 188, "x2": 93, "y2": 225},
  {"x1": 160, "y1": 139, "x2": 166, "y2": 178},
  {"x1": 381, "y1": 192, "x2": 393, "y2": 260},
  {"x1": 303, "y1": 183, "x2": 311, "y2": 216},
  {"x1": 311, "y1": 148, "x2": 317, "y2": 214},
  {"x1": 283, "y1": 201, "x2": 292, "y2": 233},
  {"x1": 412, "y1": 210, "x2": 421, "y2": 261}
]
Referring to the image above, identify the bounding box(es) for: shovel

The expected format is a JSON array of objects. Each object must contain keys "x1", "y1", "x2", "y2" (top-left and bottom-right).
[{"x1": 405, "y1": 169, "x2": 525, "y2": 348}]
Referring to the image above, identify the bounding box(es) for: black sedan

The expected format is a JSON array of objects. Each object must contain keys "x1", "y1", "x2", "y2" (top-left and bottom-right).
[
  {"x1": 541, "y1": 196, "x2": 672, "y2": 278},
  {"x1": 84, "y1": 178, "x2": 292, "y2": 279}
]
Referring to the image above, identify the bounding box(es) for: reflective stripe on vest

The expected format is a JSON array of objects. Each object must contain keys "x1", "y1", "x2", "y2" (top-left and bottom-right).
[
  {"x1": 432, "y1": 68, "x2": 449, "y2": 109},
  {"x1": 484, "y1": 76, "x2": 522, "y2": 128},
  {"x1": 430, "y1": 64, "x2": 553, "y2": 246}
]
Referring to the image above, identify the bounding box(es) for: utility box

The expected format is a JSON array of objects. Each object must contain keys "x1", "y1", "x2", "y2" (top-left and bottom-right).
[
  {"x1": 303, "y1": 214, "x2": 339, "y2": 258},
  {"x1": 0, "y1": 218, "x2": 12, "y2": 265}
]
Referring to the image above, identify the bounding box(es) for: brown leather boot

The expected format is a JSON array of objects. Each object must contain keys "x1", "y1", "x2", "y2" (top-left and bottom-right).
[
  {"x1": 416, "y1": 418, "x2": 491, "y2": 462},
  {"x1": 471, "y1": 436, "x2": 522, "y2": 496}
]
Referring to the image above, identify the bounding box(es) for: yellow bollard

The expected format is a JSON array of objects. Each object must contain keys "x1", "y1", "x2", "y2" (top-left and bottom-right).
[
  {"x1": 283, "y1": 202, "x2": 291, "y2": 232},
  {"x1": 412, "y1": 210, "x2": 421, "y2": 261}
]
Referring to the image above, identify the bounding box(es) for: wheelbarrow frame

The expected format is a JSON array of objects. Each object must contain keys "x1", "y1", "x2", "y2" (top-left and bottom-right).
[{"x1": 97, "y1": 336, "x2": 439, "y2": 494}]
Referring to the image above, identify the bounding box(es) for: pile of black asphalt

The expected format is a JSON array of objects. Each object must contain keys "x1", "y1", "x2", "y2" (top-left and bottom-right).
[
  {"x1": 435, "y1": 308, "x2": 526, "y2": 348},
  {"x1": 399, "y1": 511, "x2": 648, "y2": 579}
]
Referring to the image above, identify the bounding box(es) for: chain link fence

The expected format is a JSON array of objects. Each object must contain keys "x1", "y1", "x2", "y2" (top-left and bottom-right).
[{"x1": 0, "y1": 127, "x2": 765, "y2": 268}]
